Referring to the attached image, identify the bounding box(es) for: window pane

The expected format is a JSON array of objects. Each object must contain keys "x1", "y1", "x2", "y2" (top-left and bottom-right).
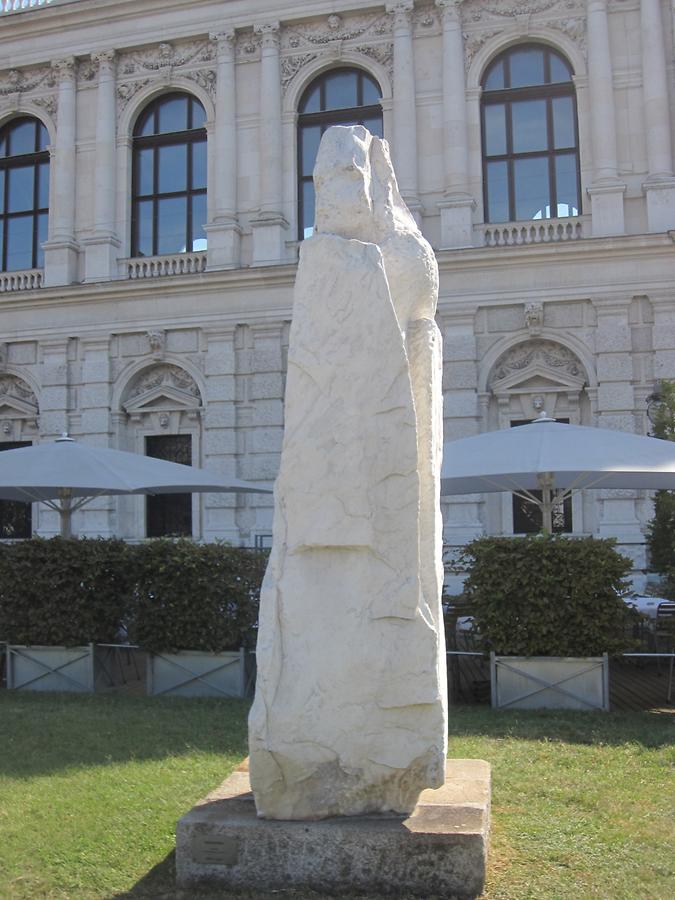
[
  {"x1": 191, "y1": 193, "x2": 207, "y2": 251},
  {"x1": 550, "y1": 54, "x2": 572, "y2": 84},
  {"x1": 484, "y1": 103, "x2": 507, "y2": 156},
  {"x1": 301, "y1": 84, "x2": 320, "y2": 114},
  {"x1": 7, "y1": 166, "x2": 34, "y2": 212},
  {"x1": 190, "y1": 99, "x2": 206, "y2": 129},
  {"x1": 136, "y1": 199, "x2": 153, "y2": 256},
  {"x1": 137, "y1": 109, "x2": 155, "y2": 137},
  {"x1": 9, "y1": 120, "x2": 36, "y2": 156},
  {"x1": 37, "y1": 162, "x2": 49, "y2": 209},
  {"x1": 509, "y1": 48, "x2": 545, "y2": 88},
  {"x1": 158, "y1": 96, "x2": 188, "y2": 134},
  {"x1": 484, "y1": 60, "x2": 505, "y2": 91},
  {"x1": 0, "y1": 134, "x2": 6, "y2": 158},
  {"x1": 300, "y1": 125, "x2": 322, "y2": 177},
  {"x1": 511, "y1": 99, "x2": 548, "y2": 153},
  {"x1": 362, "y1": 76, "x2": 381, "y2": 105},
  {"x1": 6, "y1": 215, "x2": 34, "y2": 270},
  {"x1": 37, "y1": 123, "x2": 49, "y2": 151},
  {"x1": 36, "y1": 213, "x2": 48, "y2": 267},
  {"x1": 158, "y1": 143, "x2": 187, "y2": 193},
  {"x1": 138, "y1": 147, "x2": 154, "y2": 195},
  {"x1": 0, "y1": 169, "x2": 4, "y2": 205},
  {"x1": 514, "y1": 156, "x2": 551, "y2": 220},
  {"x1": 552, "y1": 96, "x2": 575, "y2": 149},
  {"x1": 157, "y1": 195, "x2": 187, "y2": 253},
  {"x1": 301, "y1": 180, "x2": 315, "y2": 239},
  {"x1": 146, "y1": 435, "x2": 192, "y2": 538},
  {"x1": 324, "y1": 71, "x2": 359, "y2": 110},
  {"x1": 192, "y1": 139, "x2": 207, "y2": 189},
  {"x1": 486, "y1": 160, "x2": 509, "y2": 222},
  {"x1": 361, "y1": 115, "x2": 383, "y2": 138},
  {"x1": 555, "y1": 153, "x2": 579, "y2": 217}
]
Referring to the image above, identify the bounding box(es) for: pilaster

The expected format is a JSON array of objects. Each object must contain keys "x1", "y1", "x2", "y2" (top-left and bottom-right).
[
  {"x1": 43, "y1": 58, "x2": 79, "y2": 286},
  {"x1": 83, "y1": 50, "x2": 121, "y2": 282},
  {"x1": 386, "y1": 1, "x2": 420, "y2": 218},
  {"x1": 206, "y1": 31, "x2": 242, "y2": 270}
]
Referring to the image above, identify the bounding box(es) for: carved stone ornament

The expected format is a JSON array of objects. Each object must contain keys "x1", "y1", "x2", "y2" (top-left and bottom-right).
[
  {"x1": 491, "y1": 340, "x2": 585, "y2": 387},
  {"x1": 115, "y1": 39, "x2": 215, "y2": 111},
  {"x1": 0, "y1": 375, "x2": 39, "y2": 417},
  {"x1": 128, "y1": 365, "x2": 200, "y2": 400},
  {"x1": 524, "y1": 301, "x2": 544, "y2": 336},
  {"x1": 146, "y1": 330, "x2": 166, "y2": 357},
  {"x1": 51, "y1": 58, "x2": 77, "y2": 82},
  {"x1": 0, "y1": 64, "x2": 56, "y2": 99},
  {"x1": 466, "y1": 0, "x2": 582, "y2": 21},
  {"x1": 282, "y1": 11, "x2": 391, "y2": 51}
]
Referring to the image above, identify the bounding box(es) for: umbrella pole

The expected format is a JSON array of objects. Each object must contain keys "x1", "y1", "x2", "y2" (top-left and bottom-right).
[
  {"x1": 538, "y1": 473, "x2": 554, "y2": 535},
  {"x1": 58, "y1": 488, "x2": 73, "y2": 539}
]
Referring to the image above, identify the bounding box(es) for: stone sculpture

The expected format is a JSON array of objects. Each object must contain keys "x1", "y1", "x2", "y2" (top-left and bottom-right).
[{"x1": 249, "y1": 125, "x2": 447, "y2": 820}]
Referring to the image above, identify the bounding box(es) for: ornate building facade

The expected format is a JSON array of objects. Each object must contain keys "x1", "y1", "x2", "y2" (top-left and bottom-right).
[{"x1": 1, "y1": 0, "x2": 674, "y2": 586}]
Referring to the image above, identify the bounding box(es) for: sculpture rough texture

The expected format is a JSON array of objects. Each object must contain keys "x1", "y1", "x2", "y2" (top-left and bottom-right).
[{"x1": 249, "y1": 125, "x2": 447, "y2": 820}]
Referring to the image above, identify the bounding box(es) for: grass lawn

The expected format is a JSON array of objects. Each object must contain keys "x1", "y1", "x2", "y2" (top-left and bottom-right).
[{"x1": 0, "y1": 693, "x2": 673, "y2": 900}]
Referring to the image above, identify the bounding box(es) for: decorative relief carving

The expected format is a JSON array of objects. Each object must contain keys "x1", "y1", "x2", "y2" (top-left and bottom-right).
[
  {"x1": 127, "y1": 365, "x2": 200, "y2": 402},
  {"x1": 51, "y1": 58, "x2": 76, "y2": 82},
  {"x1": 524, "y1": 301, "x2": 544, "y2": 336},
  {"x1": 116, "y1": 79, "x2": 151, "y2": 111},
  {"x1": 463, "y1": 28, "x2": 501, "y2": 68},
  {"x1": 0, "y1": 65, "x2": 56, "y2": 97},
  {"x1": 353, "y1": 43, "x2": 394, "y2": 80},
  {"x1": 466, "y1": 0, "x2": 581, "y2": 20},
  {"x1": 0, "y1": 375, "x2": 39, "y2": 413},
  {"x1": 185, "y1": 69, "x2": 216, "y2": 97},
  {"x1": 147, "y1": 330, "x2": 165, "y2": 358},
  {"x1": 282, "y1": 11, "x2": 391, "y2": 50},
  {"x1": 31, "y1": 95, "x2": 57, "y2": 120},
  {"x1": 491, "y1": 340, "x2": 585, "y2": 386},
  {"x1": 281, "y1": 53, "x2": 320, "y2": 91}
]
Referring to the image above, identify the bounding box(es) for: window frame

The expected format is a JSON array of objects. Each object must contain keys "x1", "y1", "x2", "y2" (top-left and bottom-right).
[
  {"x1": 481, "y1": 44, "x2": 581, "y2": 224},
  {"x1": 130, "y1": 93, "x2": 207, "y2": 258},
  {"x1": 0, "y1": 116, "x2": 49, "y2": 272},
  {"x1": 297, "y1": 68, "x2": 383, "y2": 241}
]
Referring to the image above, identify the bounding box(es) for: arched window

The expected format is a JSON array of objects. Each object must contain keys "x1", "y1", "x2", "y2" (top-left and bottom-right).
[
  {"x1": 131, "y1": 92, "x2": 207, "y2": 257},
  {"x1": 481, "y1": 45, "x2": 580, "y2": 223},
  {"x1": 297, "y1": 67, "x2": 383, "y2": 240},
  {"x1": 0, "y1": 116, "x2": 49, "y2": 272}
]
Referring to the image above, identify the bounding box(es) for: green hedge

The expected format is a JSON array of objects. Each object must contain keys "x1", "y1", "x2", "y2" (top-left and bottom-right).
[
  {"x1": 458, "y1": 535, "x2": 636, "y2": 657},
  {"x1": 0, "y1": 538, "x2": 134, "y2": 647},
  {"x1": 0, "y1": 538, "x2": 267, "y2": 653},
  {"x1": 128, "y1": 539, "x2": 266, "y2": 654}
]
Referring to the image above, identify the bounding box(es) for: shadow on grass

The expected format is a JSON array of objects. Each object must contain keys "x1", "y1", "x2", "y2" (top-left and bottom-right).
[
  {"x1": 1, "y1": 691, "x2": 250, "y2": 778},
  {"x1": 447, "y1": 704, "x2": 675, "y2": 748}
]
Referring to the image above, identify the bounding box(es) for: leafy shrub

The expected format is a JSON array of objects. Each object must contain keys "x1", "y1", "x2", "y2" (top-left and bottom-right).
[
  {"x1": 459, "y1": 535, "x2": 635, "y2": 657},
  {"x1": 0, "y1": 538, "x2": 134, "y2": 646},
  {"x1": 128, "y1": 539, "x2": 267, "y2": 654}
]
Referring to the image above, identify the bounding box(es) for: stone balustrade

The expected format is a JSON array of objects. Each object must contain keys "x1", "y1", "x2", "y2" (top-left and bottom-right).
[
  {"x1": 0, "y1": 269, "x2": 44, "y2": 291},
  {"x1": 1, "y1": 0, "x2": 56, "y2": 13},
  {"x1": 124, "y1": 253, "x2": 208, "y2": 280},
  {"x1": 479, "y1": 217, "x2": 588, "y2": 248}
]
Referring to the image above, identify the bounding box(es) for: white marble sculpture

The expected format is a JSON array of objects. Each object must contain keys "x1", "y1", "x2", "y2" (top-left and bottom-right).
[{"x1": 249, "y1": 125, "x2": 447, "y2": 820}]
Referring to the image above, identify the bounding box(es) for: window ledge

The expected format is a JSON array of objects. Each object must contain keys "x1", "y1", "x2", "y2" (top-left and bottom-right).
[
  {"x1": 478, "y1": 216, "x2": 589, "y2": 247},
  {"x1": 0, "y1": 268, "x2": 44, "y2": 292},
  {"x1": 123, "y1": 252, "x2": 207, "y2": 280}
]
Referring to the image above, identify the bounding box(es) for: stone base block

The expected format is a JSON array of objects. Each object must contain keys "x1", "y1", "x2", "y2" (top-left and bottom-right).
[{"x1": 176, "y1": 758, "x2": 490, "y2": 898}]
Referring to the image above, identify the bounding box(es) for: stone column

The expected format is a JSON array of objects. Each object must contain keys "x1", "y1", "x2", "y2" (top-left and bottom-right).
[
  {"x1": 205, "y1": 31, "x2": 242, "y2": 269},
  {"x1": 585, "y1": 0, "x2": 626, "y2": 236},
  {"x1": 43, "y1": 58, "x2": 79, "y2": 286},
  {"x1": 37, "y1": 339, "x2": 70, "y2": 535},
  {"x1": 84, "y1": 50, "x2": 121, "y2": 282},
  {"x1": 80, "y1": 337, "x2": 114, "y2": 535},
  {"x1": 435, "y1": 0, "x2": 474, "y2": 248},
  {"x1": 386, "y1": 1, "x2": 420, "y2": 219},
  {"x1": 251, "y1": 21, "x2": 288, "y2": 265},
  {"x1": 640, "y1": 0, "x2": 675, "y2": 231}
]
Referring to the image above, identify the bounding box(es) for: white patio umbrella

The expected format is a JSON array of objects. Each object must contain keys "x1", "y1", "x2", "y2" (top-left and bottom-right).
[
  {"x1": 0, "y1": 435, "x2": 272, "y2": 537},
  {"x1": 441, "y1": 413, "x2": 675, "y2": 533}
]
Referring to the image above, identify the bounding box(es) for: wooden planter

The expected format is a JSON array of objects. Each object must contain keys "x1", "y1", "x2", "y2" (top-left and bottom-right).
[
  {"x1": 491, "y1": 653, "x2": 610, "y2": 711},
  {"x1": 147, "y1": 648, "x2": 247, "y2": 698},
  {"x1": 6, "y1": 644, "x2": 95, "y2": 693}
]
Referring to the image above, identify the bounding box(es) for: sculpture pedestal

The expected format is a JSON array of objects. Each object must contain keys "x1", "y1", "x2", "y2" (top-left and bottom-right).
[{"x1": 176, "y1": 758, "x2": 491, "y2": 898}]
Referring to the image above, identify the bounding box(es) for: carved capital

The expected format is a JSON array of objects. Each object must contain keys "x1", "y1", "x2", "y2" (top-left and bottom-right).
[
  {"x1": 254, "y1": 21, "x2": 281, "y2": 50},
  {"x1": 210, "y1": 29, "x2": 237, "y2": 59},
  {"x1": 435, "y1": 0, "x2": 463, "y2": 24},
  {"x1": 92, "y1": 49, "x2": 116, "y2": 77},
  {"x1": 386, "y1": 0, "x2": 415, "y2": 28},
  {"x1": 51, "y1": 57, "x2": 76, "y2": 82}
]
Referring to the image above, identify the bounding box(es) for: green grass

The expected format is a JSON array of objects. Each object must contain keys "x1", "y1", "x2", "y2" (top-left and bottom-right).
[{"x1": 0, "y1": 693, "x2": 673, "y2": 899}]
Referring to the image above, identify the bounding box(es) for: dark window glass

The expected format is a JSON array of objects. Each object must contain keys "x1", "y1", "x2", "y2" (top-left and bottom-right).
[
  {"x1": 511, "y1": 420, "x2": 572, "y2": 534},
  {"x1": 297, "y1": 68, "x2": 382, "y2": 240},
  {"x1": 0, "y1": 117, "x2": 50, "y2": 272},
  {"x1": 481, "y1": 46, "x2": 580, "y2": 224},
  {"x1": 146, "y1": 434, "x2": 192, "y2": 538},
  {"x1": 0, "y1": 442, "x2": 32, "y2": 539},
  {"x1": 131, "y1": 93, "x2": 207, "y2": 258}
]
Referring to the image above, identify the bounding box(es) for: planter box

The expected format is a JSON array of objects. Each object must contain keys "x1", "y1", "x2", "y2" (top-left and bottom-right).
[
  {"x1": 491, "y1": 653, "x2": 609, "y2": 711},
  {"x1": 147, "y1": 648, "x2": 246, "y2": 698},
  {"x1": 6, "y1": 644, "x2": 95, "y2": 693}
]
